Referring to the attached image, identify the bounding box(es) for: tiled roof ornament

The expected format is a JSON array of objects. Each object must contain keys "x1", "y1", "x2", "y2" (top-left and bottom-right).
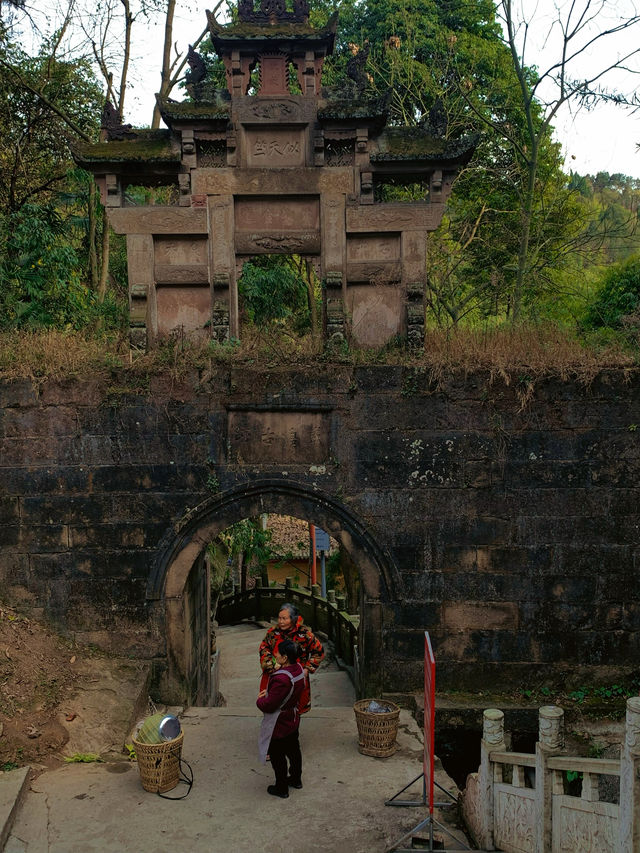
[{"x1": 238, "y1": 0, "x2": 310, "y2": 24}]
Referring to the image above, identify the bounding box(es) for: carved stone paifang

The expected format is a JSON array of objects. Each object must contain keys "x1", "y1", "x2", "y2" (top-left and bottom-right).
[{"x1": 77, "y1": 0, "x2": 474, "y2": 350}]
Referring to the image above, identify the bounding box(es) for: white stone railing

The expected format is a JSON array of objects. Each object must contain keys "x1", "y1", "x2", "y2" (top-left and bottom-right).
[{"x1": 460, "y1": 698, "x2": 640, "y2": 852}]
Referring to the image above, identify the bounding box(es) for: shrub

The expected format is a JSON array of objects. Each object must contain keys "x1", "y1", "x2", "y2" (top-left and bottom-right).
[{"x1": 584, "y1": 254, "x2": 640, "y2": 329}]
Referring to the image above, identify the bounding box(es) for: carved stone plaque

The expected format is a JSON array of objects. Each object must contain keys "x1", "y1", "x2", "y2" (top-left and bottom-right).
[
  {"x1": 235, "y1": 196, "x2": 320, "y2": 253},
  {"x1": 235, "y1": 196, "x2": 319, "y2": 231},
  {"x1": 156, "y1": 285, "x2": 211, "y2": 337},
  {"x1": 346, "y1": 203, "x2": 444, "y2": 233},
  {"x1": 347, "y1": 233, "x2": 400, "y2": 262},
  {"x1": 246, "y1": 128, "x2": 306, "y2": 167},
  {"x1": 346, "y1": 283, "x2": 404, "y2": 348},
  {"x1": 228, "y1": 410, "x2": 329, "y2": 464},
  {"x1": 154, "y1": 237, "x2": 208, "y2": 266}
]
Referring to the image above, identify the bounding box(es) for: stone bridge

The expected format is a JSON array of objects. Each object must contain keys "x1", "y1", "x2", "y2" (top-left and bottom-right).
[{"x1": 0, "y1": 365, "x2": 638, "y2": 704}]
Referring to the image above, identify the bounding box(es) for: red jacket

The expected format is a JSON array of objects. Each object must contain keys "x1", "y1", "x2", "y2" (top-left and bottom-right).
[
  {"x1": 256, "y1": 663, "x2": 305, "y2": 739},
  {"x1": 259, "y1": 615, "x2": 324, "y2": 674}
]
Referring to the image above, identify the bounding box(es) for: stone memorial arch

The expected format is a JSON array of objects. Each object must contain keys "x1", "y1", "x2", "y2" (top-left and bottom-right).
[{"x1": 76, "y1": 0, "x2": 475, "y2": 349}]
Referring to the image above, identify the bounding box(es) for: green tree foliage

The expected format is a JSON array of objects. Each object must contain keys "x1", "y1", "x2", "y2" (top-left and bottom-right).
[
  {"x1": 584, "y1": 255, "x2": 640, "y2": 330},
  {"x1": 238, "y1": 256, "x2": 311, "y2": 328},
  {"x1": 0, "y1": 35, "x2": 102, "y2": 213},
  {"x1": 0, "y1": 202, "x2": 121, "y2": 329}
]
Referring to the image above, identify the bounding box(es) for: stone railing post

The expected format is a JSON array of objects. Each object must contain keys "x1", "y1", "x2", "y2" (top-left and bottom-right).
[
  {"x1": 477, "y1": 708, "x2": 505, "y2": 850},
  {"x1": 535, "y1": 705, "x2": 564, "y2": 853},
  {"x1": 285, "y1": 577, "x2": 293, "y2": 591},
  {"x1": 327, "y1": 589, "x2": 337, "y2": 605},
  {"x1": 619, "y1": 696, "x2": 640, "y2": 853}
]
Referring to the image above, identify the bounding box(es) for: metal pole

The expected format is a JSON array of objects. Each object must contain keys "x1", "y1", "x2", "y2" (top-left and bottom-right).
[{"x1": 320, "y1": 551, "x2": 326, "y2": 598}]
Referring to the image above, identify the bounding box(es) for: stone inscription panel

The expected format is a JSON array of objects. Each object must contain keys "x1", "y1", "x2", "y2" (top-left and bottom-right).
[
  {"x1": 346, "y1": 203, "x2": 445, "y2": 233},
  {"x1": 235, "y1": 196, "x2": 319, "y2": 231},
  {"x1": 347, "y1": 234, "x2": 400, "y2": 261},
  {"x1": 156, "y1": 286, "x2": 210, "y2": 337},
  {"x1": 346, "y1": 283, "x2": 404, "y2": 348},
  {"x1": 193, "y1": 167, "x2": 354, "y2": 196},
  {"x1": 154, "y1": 237, "x2": 207, "y2": 266},
  {"x1": 108, "y1": 207, "x2": 207, "y2": 235},
  {"x1": 246, "y1": 127, "x2": 306, "y2": 168},
  {"x1": 228, "y1": 410, "x2": 329, "y2": 464}
]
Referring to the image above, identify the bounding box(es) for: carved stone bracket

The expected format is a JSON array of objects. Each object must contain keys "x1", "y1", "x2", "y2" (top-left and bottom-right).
[
  {"x1": 211, "y1": 299, "x2": 230, "y2": 343},
  {"x1": 324, "y1": 272, "x2": 345, "y2": 341},
  {"x1": 105, "y1": 173, "x2": 122, "y2": 208},
  {"x1": 178, "y1": 173, "x2": 191, "y2": 207},
  {"x1": 406, "y1": 281, "x2": 425, "y2": 348}
]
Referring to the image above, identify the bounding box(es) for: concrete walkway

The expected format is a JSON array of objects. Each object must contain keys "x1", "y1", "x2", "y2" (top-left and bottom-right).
[{"x1": 2, "y1": 623, "x2": 471, "y2": 853}]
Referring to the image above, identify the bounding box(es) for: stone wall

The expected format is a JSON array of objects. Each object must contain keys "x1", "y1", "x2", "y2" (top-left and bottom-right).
[{"x1": 0, "y1": 366, "x2": 638, "y2": 698}]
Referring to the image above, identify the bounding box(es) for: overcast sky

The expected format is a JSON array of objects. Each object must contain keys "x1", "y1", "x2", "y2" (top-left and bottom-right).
[
  {"x1": 21, "y1": 0, "x2": 640, "y2": 179},
  {"x1": 122, "y1": 0, "x2": 640, "y2": 179}
]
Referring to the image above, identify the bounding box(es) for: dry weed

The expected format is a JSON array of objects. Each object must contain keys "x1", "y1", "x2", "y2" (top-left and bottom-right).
[{"x1": 0, "y1": 324, "x2": 635, "y2": 385}]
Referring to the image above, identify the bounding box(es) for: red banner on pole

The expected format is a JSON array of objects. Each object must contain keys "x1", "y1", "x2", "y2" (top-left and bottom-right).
[{"x1": 424, "y1": 632, "x2": 436, "y2": 816}]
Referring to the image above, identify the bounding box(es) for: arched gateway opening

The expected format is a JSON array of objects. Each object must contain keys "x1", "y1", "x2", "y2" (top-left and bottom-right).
[{"x1": 147, "y1": 479, "x2": 400, "y2": 705}]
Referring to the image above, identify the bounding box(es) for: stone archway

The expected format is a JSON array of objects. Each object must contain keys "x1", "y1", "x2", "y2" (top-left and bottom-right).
[{"x1": 148, "y1": 478, "x2": 400, "y2": 704}]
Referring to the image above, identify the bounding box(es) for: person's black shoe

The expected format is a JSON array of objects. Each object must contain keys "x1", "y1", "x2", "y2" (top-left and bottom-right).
[
  {"x1": 267, "y1": 785, "x2": 289, "y2": 798},
  {"x1": 287, "y1": 777, "x2": 303, "y2": 789}
]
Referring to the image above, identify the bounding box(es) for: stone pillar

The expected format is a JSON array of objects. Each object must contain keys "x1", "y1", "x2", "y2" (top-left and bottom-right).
[
  {"x1": 476, "y1": 708, "x2": 505, "y2": 851},
  {"x1": 402, "y1": 229, "x2": 427, "y2": 347},
  {"x1": 534, "y1": 705, "x2": 564, "y2": 853},
  {"x1": 208, "y1": 195, "x2": 235, "y2": 341},
  {"x1": 126, "y1": 234, "x2": 155, "y2": 348},
  {"x1": 321, "y1": 195, "x2": 346, "y2": 344},
  {"x1": 619, "y1": 696, "x2": 640, "y2": 853}
]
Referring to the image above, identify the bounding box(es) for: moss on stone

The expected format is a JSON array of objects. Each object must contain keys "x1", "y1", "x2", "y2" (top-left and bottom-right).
[
  {"x1": 74, "y1": 132, "x2": 179, "y2": 164},
  {"x1": 372, "y1": 128, "x2": 477, "y2": 162},
  {"x1": 157, "y1": 100, "x2": 231, "y2": 121}
]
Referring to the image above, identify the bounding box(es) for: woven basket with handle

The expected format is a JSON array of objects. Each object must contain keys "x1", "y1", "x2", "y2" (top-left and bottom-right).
[
  {"x1": 132, "y1": 731, "x2": 184, "y2": 793},
  {"x1": 353, "y1": 699, "x2": 400, "y2": 757}
]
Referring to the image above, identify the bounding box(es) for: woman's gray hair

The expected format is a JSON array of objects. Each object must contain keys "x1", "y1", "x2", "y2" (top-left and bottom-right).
[{"x1": 279, "y1": 602, "x2": 299, "y2": 621}]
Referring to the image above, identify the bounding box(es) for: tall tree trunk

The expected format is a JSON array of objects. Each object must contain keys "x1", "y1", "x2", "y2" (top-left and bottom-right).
[
  {"x1": 98, "y1": 214, "x2": 110, "y2": 302},
  {"x1": 151, "y1": 0, "x2": 176, "y2": 130},
  {"x1": 88, "y1": 180, "x2": 99, "y2": 289},
  {"x1": 513, "y1": 144, "x2": 538, "y2": 323},
  {"x1": 117, "y1": 0, "x2": 133, "y2": 118}
]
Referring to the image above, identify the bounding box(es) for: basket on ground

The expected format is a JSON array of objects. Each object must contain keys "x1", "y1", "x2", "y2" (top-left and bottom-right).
[
  {"x1": 132, "y1": 731, "x2": 184, "y2": 793},
  {"x1": 353, "y1": 699, "x2": 400, "y2": 757}
]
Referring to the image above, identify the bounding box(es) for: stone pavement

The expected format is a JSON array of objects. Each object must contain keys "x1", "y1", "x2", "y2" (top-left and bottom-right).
[{"x1": 2, "y1": 623, "x2": 472, "y2": 853}]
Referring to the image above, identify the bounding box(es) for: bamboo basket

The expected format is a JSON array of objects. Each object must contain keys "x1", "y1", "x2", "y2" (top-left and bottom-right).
[
  {"x1": 132, "y1": 731, "x2": 184, "y2": 793},
  {"x1": 353, "y1": 699, "x2": 400, "y2": 757}
]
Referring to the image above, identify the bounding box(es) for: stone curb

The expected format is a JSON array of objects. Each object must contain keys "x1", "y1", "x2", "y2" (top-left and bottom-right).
[{"x1": 0, "y1": 767, "x2": 30, "y2": 851}]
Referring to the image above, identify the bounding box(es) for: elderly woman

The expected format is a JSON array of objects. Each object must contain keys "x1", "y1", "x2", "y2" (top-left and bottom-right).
[
  {"x1": 258, "y1": 602, "x2": 324, "y2": 714},
  {"x1": 256, "y1": 638, "x2": 306, "y2": 798}
]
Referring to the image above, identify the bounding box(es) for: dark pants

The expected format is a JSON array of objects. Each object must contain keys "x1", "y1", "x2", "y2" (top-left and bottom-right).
[{"x1": 269, "y1": 730, "x2": 302, "y2": 792}]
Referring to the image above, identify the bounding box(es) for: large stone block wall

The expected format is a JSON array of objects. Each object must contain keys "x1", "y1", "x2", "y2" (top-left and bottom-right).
[{"x1": 0, "y1": 366, "x2": 638, "y2": 695}]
